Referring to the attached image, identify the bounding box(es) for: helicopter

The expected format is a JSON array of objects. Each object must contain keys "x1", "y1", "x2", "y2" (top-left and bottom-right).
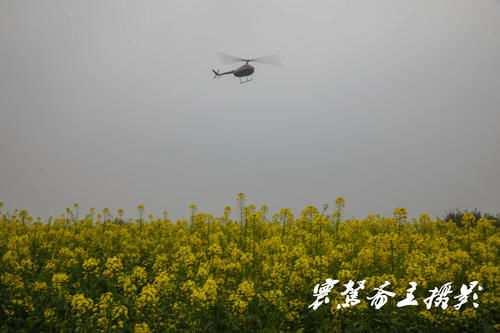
[{"x1": 212, "y1": 52, "x2": 281, "y2": 84}]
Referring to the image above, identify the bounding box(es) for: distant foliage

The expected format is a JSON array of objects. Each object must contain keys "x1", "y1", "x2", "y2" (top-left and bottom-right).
[{"x1": 443, "y1": 209, "x2": 500, "y2": 228}]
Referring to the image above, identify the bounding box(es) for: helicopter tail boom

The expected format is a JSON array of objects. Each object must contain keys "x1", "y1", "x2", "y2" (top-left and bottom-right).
[{"x1": 212, "y1": 69, "x2": 234, "y2": 79}]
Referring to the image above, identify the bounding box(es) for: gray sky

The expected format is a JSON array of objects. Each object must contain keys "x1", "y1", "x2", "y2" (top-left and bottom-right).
[{"x1": 1, "y1": 0, "x2": 499, "y2": 220}]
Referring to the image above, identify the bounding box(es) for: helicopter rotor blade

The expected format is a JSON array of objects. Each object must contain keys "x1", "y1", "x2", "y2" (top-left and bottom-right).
[
  {"x1": 217, "y1": 52, "x2": 282, "y2": 67},
  {"x1": 217, "y1": 52, "x2": 248, "y2": 64},
  {"x1": 250, "y1": 54, "x2": 282, "y2": 67}
]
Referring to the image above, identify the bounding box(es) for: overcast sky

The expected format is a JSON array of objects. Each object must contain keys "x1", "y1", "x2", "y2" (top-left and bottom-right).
[{"x1": 1, "y1": 0, "x2": 499, "y2": 220}]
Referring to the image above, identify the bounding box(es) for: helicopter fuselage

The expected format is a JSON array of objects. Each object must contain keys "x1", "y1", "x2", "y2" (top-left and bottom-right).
[{"x1": 233, "y1": 64, "x2": 254, "y2": 77}]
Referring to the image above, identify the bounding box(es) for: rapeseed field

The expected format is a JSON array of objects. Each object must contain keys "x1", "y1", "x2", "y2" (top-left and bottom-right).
[{"x1": 0, "y1": 196, "x2": 498, "y2": 332}]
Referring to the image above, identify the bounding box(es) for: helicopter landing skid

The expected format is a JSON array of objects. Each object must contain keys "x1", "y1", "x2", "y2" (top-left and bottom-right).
[{"x1": 239, "y1": 78, "x2": 253, "y2": 84}]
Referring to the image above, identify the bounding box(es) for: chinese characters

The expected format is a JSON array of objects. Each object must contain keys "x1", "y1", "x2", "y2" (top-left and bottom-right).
[{"x1": 309, "y1": 279, "x2": 483, "y2": 311}]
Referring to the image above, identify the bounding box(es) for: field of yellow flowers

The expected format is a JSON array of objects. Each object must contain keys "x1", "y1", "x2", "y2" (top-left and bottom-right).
[{"x1": 0, "y1": 196, "x2": 498, "y2": 332}]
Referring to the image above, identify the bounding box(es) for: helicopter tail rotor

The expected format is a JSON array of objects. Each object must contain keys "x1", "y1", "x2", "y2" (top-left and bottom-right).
[{"x1": 212, "y1": 69, "x2": 220, "y2": 79}]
